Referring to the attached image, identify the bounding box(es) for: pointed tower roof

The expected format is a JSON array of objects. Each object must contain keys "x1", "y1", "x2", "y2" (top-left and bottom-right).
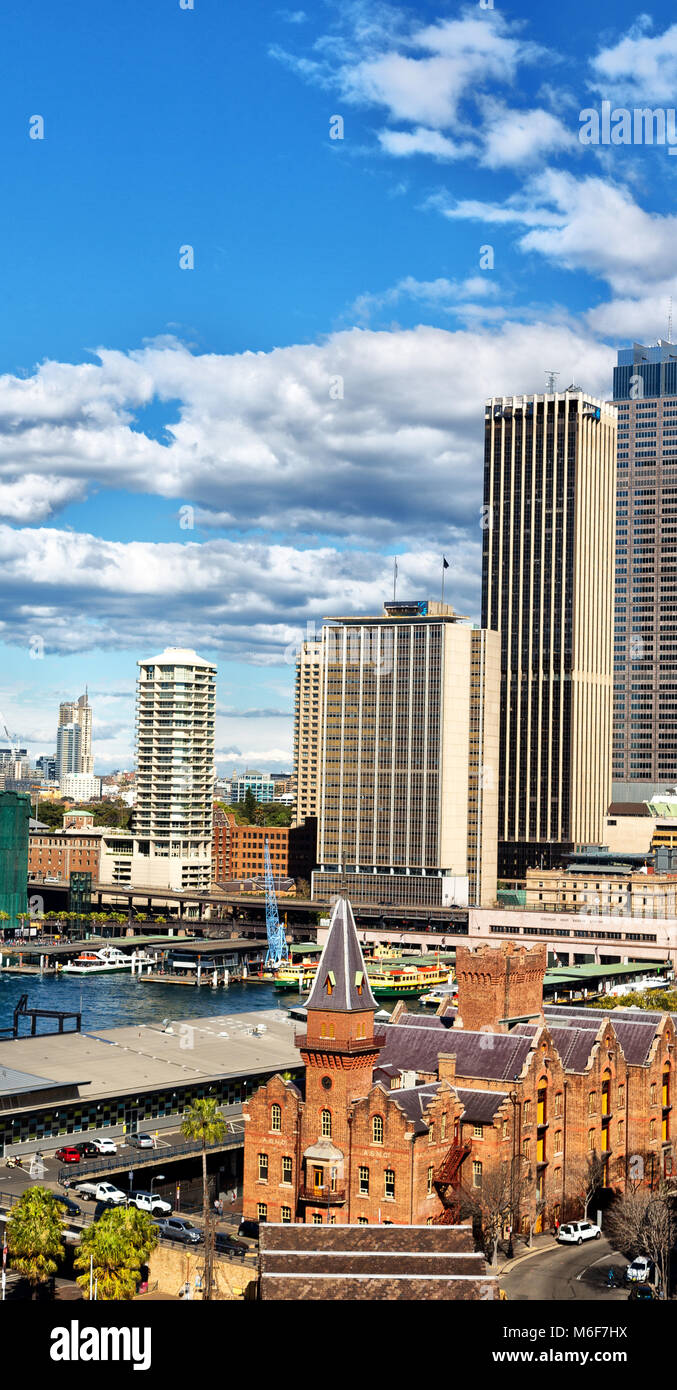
[{"x1": 305, "y1": 898, "x2": 377, "y2": 1014}]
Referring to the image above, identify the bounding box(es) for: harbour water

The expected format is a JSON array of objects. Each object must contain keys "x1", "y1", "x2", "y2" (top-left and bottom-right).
[{"x1": 0, "y1": 971, "x2": 286, "y2": 1033}]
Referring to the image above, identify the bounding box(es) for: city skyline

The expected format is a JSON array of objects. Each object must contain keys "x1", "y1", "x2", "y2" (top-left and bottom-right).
[{"x1": 2, "y1": 0, "x2": 677, "y2": 775}]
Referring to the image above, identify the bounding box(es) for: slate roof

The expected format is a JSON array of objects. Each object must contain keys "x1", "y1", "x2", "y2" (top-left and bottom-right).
[
  {"x1": 305, "y1": 898, "x2": 378, "y2": 1014},
  {"x1": 389, "y1": 1082, "x2": 441, "y2": 1132},
  {"x1": 394, "y1": 1011, "x2": 457, "y2": 1032},
  {"x1": 456, "y1": 1088, "x2": 508, "y2": 1125},
  {"x1": 380, "y1": 1021, "x2": 535, "y2": 1081},
  {"x1": 544, "y1": 1005, "x2": 664, "y2": 1066}
]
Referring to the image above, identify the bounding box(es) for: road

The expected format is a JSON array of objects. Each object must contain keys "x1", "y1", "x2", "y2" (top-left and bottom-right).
[{"x1": 501, "y1": 1236, "x2": 630, "y2": 1301}]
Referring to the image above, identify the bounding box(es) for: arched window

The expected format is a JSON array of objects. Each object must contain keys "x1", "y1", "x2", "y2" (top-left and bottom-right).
[
  {"x1": 321, "y1": 1109, "x2": 332, "y2": 1138},
  {"x1": 372, "y1": 1115, "x2": 384, "y2": 1145},
  {"x1": 271, "y1": 1104, "x2": 281, "y2": 1132}
]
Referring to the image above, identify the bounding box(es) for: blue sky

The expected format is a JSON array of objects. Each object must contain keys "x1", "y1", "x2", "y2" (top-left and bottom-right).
[{"x1": 1, "y1": 0, "x2": 676, "y2": 770}]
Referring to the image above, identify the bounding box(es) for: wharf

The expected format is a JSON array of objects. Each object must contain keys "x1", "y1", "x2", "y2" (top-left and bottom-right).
[{"x1": 135, "y1": 971, "x2": 243, "y2": 987}]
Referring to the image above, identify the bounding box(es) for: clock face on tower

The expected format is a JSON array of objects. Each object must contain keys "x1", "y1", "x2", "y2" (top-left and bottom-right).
[{"x1": 321, "y1": 1075, "x2": 332, "y2": 1090}]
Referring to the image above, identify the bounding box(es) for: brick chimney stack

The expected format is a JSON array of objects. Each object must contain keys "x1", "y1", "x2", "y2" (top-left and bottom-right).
[{"x1": 454, "y1": 941, "x2": 546, "y2": 1033}]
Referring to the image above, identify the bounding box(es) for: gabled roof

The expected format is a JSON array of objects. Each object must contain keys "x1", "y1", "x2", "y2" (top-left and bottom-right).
[
  {"x1": 380, "y1": 1021, "x2": 535, "y2": 1082},
  {"x1": 305, "y1": 898, "x2": 378, "y2": 1014}
]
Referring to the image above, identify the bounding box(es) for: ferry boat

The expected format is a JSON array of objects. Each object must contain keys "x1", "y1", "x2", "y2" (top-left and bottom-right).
[
  {"x1": 273, "y1": 959, "x2": 319, "y2": 992},
  {"x1": 367, "y1": 959, "x2": 454, "y2": 999},
  {"x1": 60, "y1": 947, "x2": 134, "y2": 976}
]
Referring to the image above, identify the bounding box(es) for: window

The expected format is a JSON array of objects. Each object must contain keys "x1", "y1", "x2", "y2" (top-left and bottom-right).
[
  {"x1": 427, "y1": 1165, "x2": 434, "y2": 1196},
  {"x1": 258, "y1": 1153, "x2": 268, "y2": 1182},
  {"x1": 588, "y1": 1091, "x2": 597, "y2": 1115},
  {"x1": 440, "y1": 1113, "x2": 447, "y2": 1141},
  {"x1": 321, "y1": 1109, "x2": 332, "y2": 1138},
  {"x1": 428, "y1": 1124, "x2": 435, "y2": 1144},
  {"x1": 282, "y1": 1156, "x2": 293, "y2": 1185},
  {"x1": 372, "y1": 1115, "x2": 384, "y2": 1145},
  {"x1": 523, "y1": 1101, "x2": 532, "y2": 1124},
  {"x1": 554, "y1": 1093, "x2": 562, "y2": 1118},
  {"x1": 650, "y1": 1083, "x2": 657, "y2": 1105},
  {"x1": 271, "y1": 1104, "x2": 281, "y2": 1133},
  {"x1": 257, "y1": 1203, "x2": 267, "y2": 1222},
  {"x1": 618, "y1": 1084, "x2": 625, "y2": 1108},
  {"x1": 384, "y1": 1169, "x2": 395, "y2": 1199},
  {"x1": 554, "y1": 1130, "x2": 562, "y2": 1155},
  {"x1": 280, "y1": 1206, "x2": 292, "y2": 1223},
  {"x1": 472, "y1": 1161, "x2": 482, "y2": 1188},
  {"x1": 522, "y1": 1138, "x2": 531, "y2": 1160},
  {"x1": 650, "y1": 1118, "x2": 657, "y2": 1141},
  {"x1": 473, "y1": 1124, "x2": 484, "y2": 1140},
  {"x1": 312, "y1": 1213, "x2": 323, "y2": 1225},
  {"x1": 502, "y1": 1120, "x2": 509, "y2": 1141},
  {"x1": 588, "y1": 1130, "x2": 595, "y2": 1152},
  {"x1": 359, "y1": 1166, "x2": 369, "y2": 1195},
  {"x1": 357, "y1": 1217, "x2": 368, "y2": 1226}
]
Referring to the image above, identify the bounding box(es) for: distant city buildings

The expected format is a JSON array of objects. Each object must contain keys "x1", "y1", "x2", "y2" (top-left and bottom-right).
[
  {"x1": 293, "y1": 638, "x2": 323, "y2": 826},
  {"x1": 612, "y1": 341, "x2": 677, "y2": 799},
  {"x1": 230, "y1": 769, "x2": 275, "y2": 803},
  {"x1": 56, "y1": 692, "x2": 93, "y2": 787},
  {"x1": 311, "y1": 600, "x2": 500, "y2": 908},
  {"x1": 58, "y1": 772, "x2": 102, "y2": 801},
  {"x1": 134, "y1": 646, "x2": 216, "y2": 891},
  {"x1": 482, "y1": 390, "x2": 617, "y2": 879}
]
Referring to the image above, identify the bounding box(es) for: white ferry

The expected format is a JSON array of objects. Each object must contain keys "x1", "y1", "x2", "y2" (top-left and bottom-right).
[{"x1": 60, "y1": 947, "x2": 134, "y2": 976}]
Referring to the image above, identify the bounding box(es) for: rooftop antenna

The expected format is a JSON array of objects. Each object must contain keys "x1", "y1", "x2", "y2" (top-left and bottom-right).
[{"x1": 545, "y1": 370, "x2": 560, "y2": 393}]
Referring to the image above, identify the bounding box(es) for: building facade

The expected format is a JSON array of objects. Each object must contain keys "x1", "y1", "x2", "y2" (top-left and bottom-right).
[
  {"x1": 57, "y1": 692, "x2": 93, "y2": 780},
  {"x1": 230, "y1": 770, "x2": 275, "y2": 803},
  {"x1": 0, "y1": 791, "x2": 30, "y2": 922},
  {"x1": 293, "y1": 638, "x2": 323, "y2": 828},
  {"x1": 612, "y1": 341, "x2": 677, "y2": 798},
  {"x1": 134, "y1": 647, "x2": 216, "y2": 891},
  {"x1": 212, "y1": 811, "x2": 289, "y2": 885},
  {"x1": 311, "y1": 601, "x2": 500, "y2": 908},
  {"x1": 482, "y1": 390, "x2": 617, "y2": 879}
]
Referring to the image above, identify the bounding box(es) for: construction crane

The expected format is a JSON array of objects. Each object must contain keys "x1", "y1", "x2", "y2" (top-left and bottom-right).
[
  {"x1": 0, "y1": 710, "x2": 18, "y2": 757},
  {"x1": 264, "y1": 836, "x2": 289, "y2": 970}
]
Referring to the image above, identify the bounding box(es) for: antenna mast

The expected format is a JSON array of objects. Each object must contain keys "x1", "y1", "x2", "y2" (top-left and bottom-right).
[{"x1": 545, "y1": 370, "x2": 560, "y2": 393}]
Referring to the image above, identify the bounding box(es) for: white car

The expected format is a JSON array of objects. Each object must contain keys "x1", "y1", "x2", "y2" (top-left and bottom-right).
[
  {"x1": 626, "y1": 1256, "x2": 653, "y2": 1283},
  {"x1": 557, "y1": 1220, "x2": 601, "y2": 1245},
  {"x1": 127, "y1": 1190, "x2": 172, "y2": 1216},
  {"x1": 89, "y1": 1137, "x2": 117, "y2": 1155}
]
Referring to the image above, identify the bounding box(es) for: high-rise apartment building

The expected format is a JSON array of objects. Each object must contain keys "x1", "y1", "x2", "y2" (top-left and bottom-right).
[
  {"x1": 482, "y1": 390, "x2": 617, "y2": 878},
  {"x1": 312, "y1": 601, "x2": 500, "y2": 908},
  {"x1": 134, "y1": 647, "x2": 216, "y2": 890},
  {"x1": 293, "y1": 637, "x2": 323, "y2": 826},
  {"x1": 56, "y1": 692, "x2": 93, "y2": 780},
  {"x1": 612, "y1": 341, "x2": 677, "y2": 798}
]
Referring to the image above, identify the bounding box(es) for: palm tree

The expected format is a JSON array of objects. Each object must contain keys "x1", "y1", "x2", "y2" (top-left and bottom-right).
[
  {"x1": 181, "y1": 1098, "x2": 227, "y2": 1299},
  {"x1": 6, "y1": 1187, "x2": 65, "y2": 1298},
  {"x1": 74, "y1": 1206, "x2": 158, "y2": 1300}
]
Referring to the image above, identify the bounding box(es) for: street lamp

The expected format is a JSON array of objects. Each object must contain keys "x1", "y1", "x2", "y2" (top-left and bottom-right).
[{"x1": 150, "y1": 1173, "x2": 165, "y2": 1198}]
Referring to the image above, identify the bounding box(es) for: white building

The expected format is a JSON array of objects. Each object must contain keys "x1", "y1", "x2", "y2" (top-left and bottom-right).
[
  {"x1": 134, "y1": 647, "x2": 216, "y2": 891},
  {"x1": 59, "y1": 772, "x2": 102, "y2": 800}
]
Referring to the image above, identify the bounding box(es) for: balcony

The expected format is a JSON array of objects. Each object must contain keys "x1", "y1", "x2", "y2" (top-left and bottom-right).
[
  {"x1": 295, "y1": 1031, "x2": 387, "y2": 1054},
  {"x1": 298, "y1": 1185, "x2": 346, "y2": 1206}
]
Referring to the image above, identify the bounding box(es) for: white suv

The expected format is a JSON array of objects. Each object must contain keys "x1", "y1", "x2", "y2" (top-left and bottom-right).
[
  {"x1": 557, "y1": 1220, "x2": 601, "y2": 1245},
  {"x1": 127, "y1": 1190, "x2": 172, "y2": 1216}
]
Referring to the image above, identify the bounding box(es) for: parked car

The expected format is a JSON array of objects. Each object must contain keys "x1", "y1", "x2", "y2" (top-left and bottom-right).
[
  {"x1": 55, "y1": 1147, "x2": 81, "y2": 1164},
  {"x1": 626, "y1": 1256, "x2": 654, "y2": 1283},
  {"x1": 153, "y1": 1217, "x2": 203, "y2": 1245},
  {"x1": 75, "y1": 1180, "x2": 126, "y2": 1205},
  {"x1": 214, "y1": 1231, "x2": 248, "y2": 1258},
  {"x1": 238, "y1": 1219, "x2": 260, "y2": 1241},
  {"x1": 89, "y1": 1137, "x2": 117, "y2": 1155},
  {"x1": 93, "y1": 1200, "x2": 118, "y2": 1221},
  {"x1": 72, "y1": 1142, "x2": 99, "y2": 1158},
  {"x1": 128, "y1": 1133, "x2": 154, "y2": 1150},
  {"x1": 127, "y1": 1190, "x2": 171, "y2": 1216},
  {"x1": 53, "y1": 1194, "x2": 82, "y2": 1218},
  {"x1": 628, "y1": 1283, "x2": 658, "y2": 1301},
  {"x1": 557, "y1": 1220, "x2": 601, "y2": 1245}
]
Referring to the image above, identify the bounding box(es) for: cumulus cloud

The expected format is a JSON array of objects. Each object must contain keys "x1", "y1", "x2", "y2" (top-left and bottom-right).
[{"x1": 590, "y1": 17, "x2": 677, "y2": 104}]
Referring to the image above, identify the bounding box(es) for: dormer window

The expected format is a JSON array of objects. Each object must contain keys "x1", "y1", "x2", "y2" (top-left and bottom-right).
[
  {"x1": 355, "y1": 970, "x2": 364, "y2": 996},
  {"x1": 325, "y1": 971, "x2": 336, "y2": 996}
]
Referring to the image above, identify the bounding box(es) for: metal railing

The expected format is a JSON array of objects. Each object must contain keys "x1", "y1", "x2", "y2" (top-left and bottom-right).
[{"x1": 59, "y1": 1128, "x2": 245, "y2": 1186}]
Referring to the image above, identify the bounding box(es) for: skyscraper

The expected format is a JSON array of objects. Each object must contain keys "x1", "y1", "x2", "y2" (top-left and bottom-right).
[
  {"x1": 612, "y1": 341, "x2": 677, "y2": 797},
  {"x1": 134, "y1": 647, "x2": 216, "y2": 890},
  {"x1": 482, "y1": 389, "x2": 617, "y2": 878},
  {"x1": 56, "y1": 692, "x2": 93, "y2": 780},
  {"x1": 292, "y1": 637, "x2": 323, "y2": 827},
  {"x1": 312, "y1": 600, "x2": 500, "y2": 907}
]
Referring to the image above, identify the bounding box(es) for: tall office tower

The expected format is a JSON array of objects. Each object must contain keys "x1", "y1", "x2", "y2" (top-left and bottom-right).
[
  {"x1": 57, "y1": 692, "x2": 93, "y2": 777},
  {"x1": 292, "y1": 638, "x2": 323, "y2": 827},
  {"x1": 56, "y1": 722, "x2": 81, "y2": 783},
  {"x1": 612, "y1": 341, "x2": 677, "y2": 799},
  {"x1": 312, "y1": 601, "x2": 500, "y2": 908},
  {"x1": 134, "y1": 647, "x2": 216, "y2": 890},
  {"x1": 482, "y1": 390, "x2": 617, "y2": 879}
]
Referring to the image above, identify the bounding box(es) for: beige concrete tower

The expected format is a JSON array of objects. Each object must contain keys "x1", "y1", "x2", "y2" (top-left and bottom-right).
[
  {"x1": 293, "y1": 638, "x2": 323, "y2": 827},
  {"x1": 482, "y1": 390, "x2": 617, "y2": 878},
  {"x1": 312, "y1": 601, "x2": 500, "y2": 907}
]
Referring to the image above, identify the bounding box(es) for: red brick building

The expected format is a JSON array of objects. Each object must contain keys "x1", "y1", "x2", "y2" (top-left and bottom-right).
[
  {"x1": 212, "y1": 810, "x2": 288, "y2": 885},
  {"x1": 243, "y1": 910, "x2": 675, "y2": 1238},
  {"x1": 28, "y1": 829, "x2": 101, "y2": 883}
]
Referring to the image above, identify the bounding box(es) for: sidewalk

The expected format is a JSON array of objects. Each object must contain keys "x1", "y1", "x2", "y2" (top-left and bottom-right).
[{"x1": 495, "y1": 1231, "x2": 559, "y2": 1274}]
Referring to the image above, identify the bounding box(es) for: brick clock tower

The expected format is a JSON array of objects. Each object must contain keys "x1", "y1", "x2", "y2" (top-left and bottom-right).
[{"x1": 295, "y1": 900, "x2": 384, "y2": 1216}]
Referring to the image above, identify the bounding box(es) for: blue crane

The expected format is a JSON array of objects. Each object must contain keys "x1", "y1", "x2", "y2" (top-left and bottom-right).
[{"x1": 264, "y1": 837, "x2": 289, "y2": 969}]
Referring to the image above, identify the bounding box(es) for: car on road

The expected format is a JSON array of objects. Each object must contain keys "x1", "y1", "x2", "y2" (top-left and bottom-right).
[
  {"x1": 75, "y1": 1180, "x2": 127, "y2": 1205},
  {"x1": 88, "y1": 1137, "x2": 117, "y2": 1155},
  {"x1": 626, "y1": 1256, "x2": 654, "y2": 1283},
  {"x1": 238, "y1": 1219, "x2": 260, "y2": 1241},
  {"x1": 557, "y1": 1220, "x2": 601, "y2": 1245},
  {"x1": 214, "y1": 1231, "x2": 248, "y2": 1258},
  {"x1": 628, "y1": 1283, "x2": 657, "y2": 1301},
  {"x1": 72, "y1": 1142, "x2": 99, "y2": 1159},
  {"x1": 153, "y1": 1217, "x2": 203, "y2": 1245},
  {"x1": 53, "y1": 1194, "x2": 82, "y2": 1218},
  {"x1": 55, "y1": 1147, "x2": 81, "y2": 1164},
  {"x1": 128, "y1": 1133, "x2": 154, "y2": 1150},
  {"x1": 127, "y1": 1190, "x2": 172, "y2": 1216}
]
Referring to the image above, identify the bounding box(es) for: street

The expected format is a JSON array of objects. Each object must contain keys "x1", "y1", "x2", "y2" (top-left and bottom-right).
[{"x1": 501, "y1": 1236, "x2": 631, "y2": 1302}]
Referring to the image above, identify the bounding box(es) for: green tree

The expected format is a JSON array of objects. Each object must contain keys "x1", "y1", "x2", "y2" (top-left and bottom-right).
[
  {"x1": 6, "y1": 1187, "x2": 65, "y2": 1297},
  {"x1": 243, "y1": 788, "x2": 258, "y2": 822},
  {"x1": 74, "y1": 1206, "x2": 158, "y2": 1300},
  {"x1": 181, "y1": 1097, "x2": 227, "y2": 1300}
]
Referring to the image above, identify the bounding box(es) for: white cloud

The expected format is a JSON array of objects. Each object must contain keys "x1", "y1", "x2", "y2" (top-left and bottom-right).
[
  {"x1": 480, "y1": 103, "x2": 578, "y2": 169},
  {"x1": 590, "y1": 17, "x2": 677, "y2": 104},
  {"x1": 377, "y1": 126, "x2": 473, "y2": 160}
]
